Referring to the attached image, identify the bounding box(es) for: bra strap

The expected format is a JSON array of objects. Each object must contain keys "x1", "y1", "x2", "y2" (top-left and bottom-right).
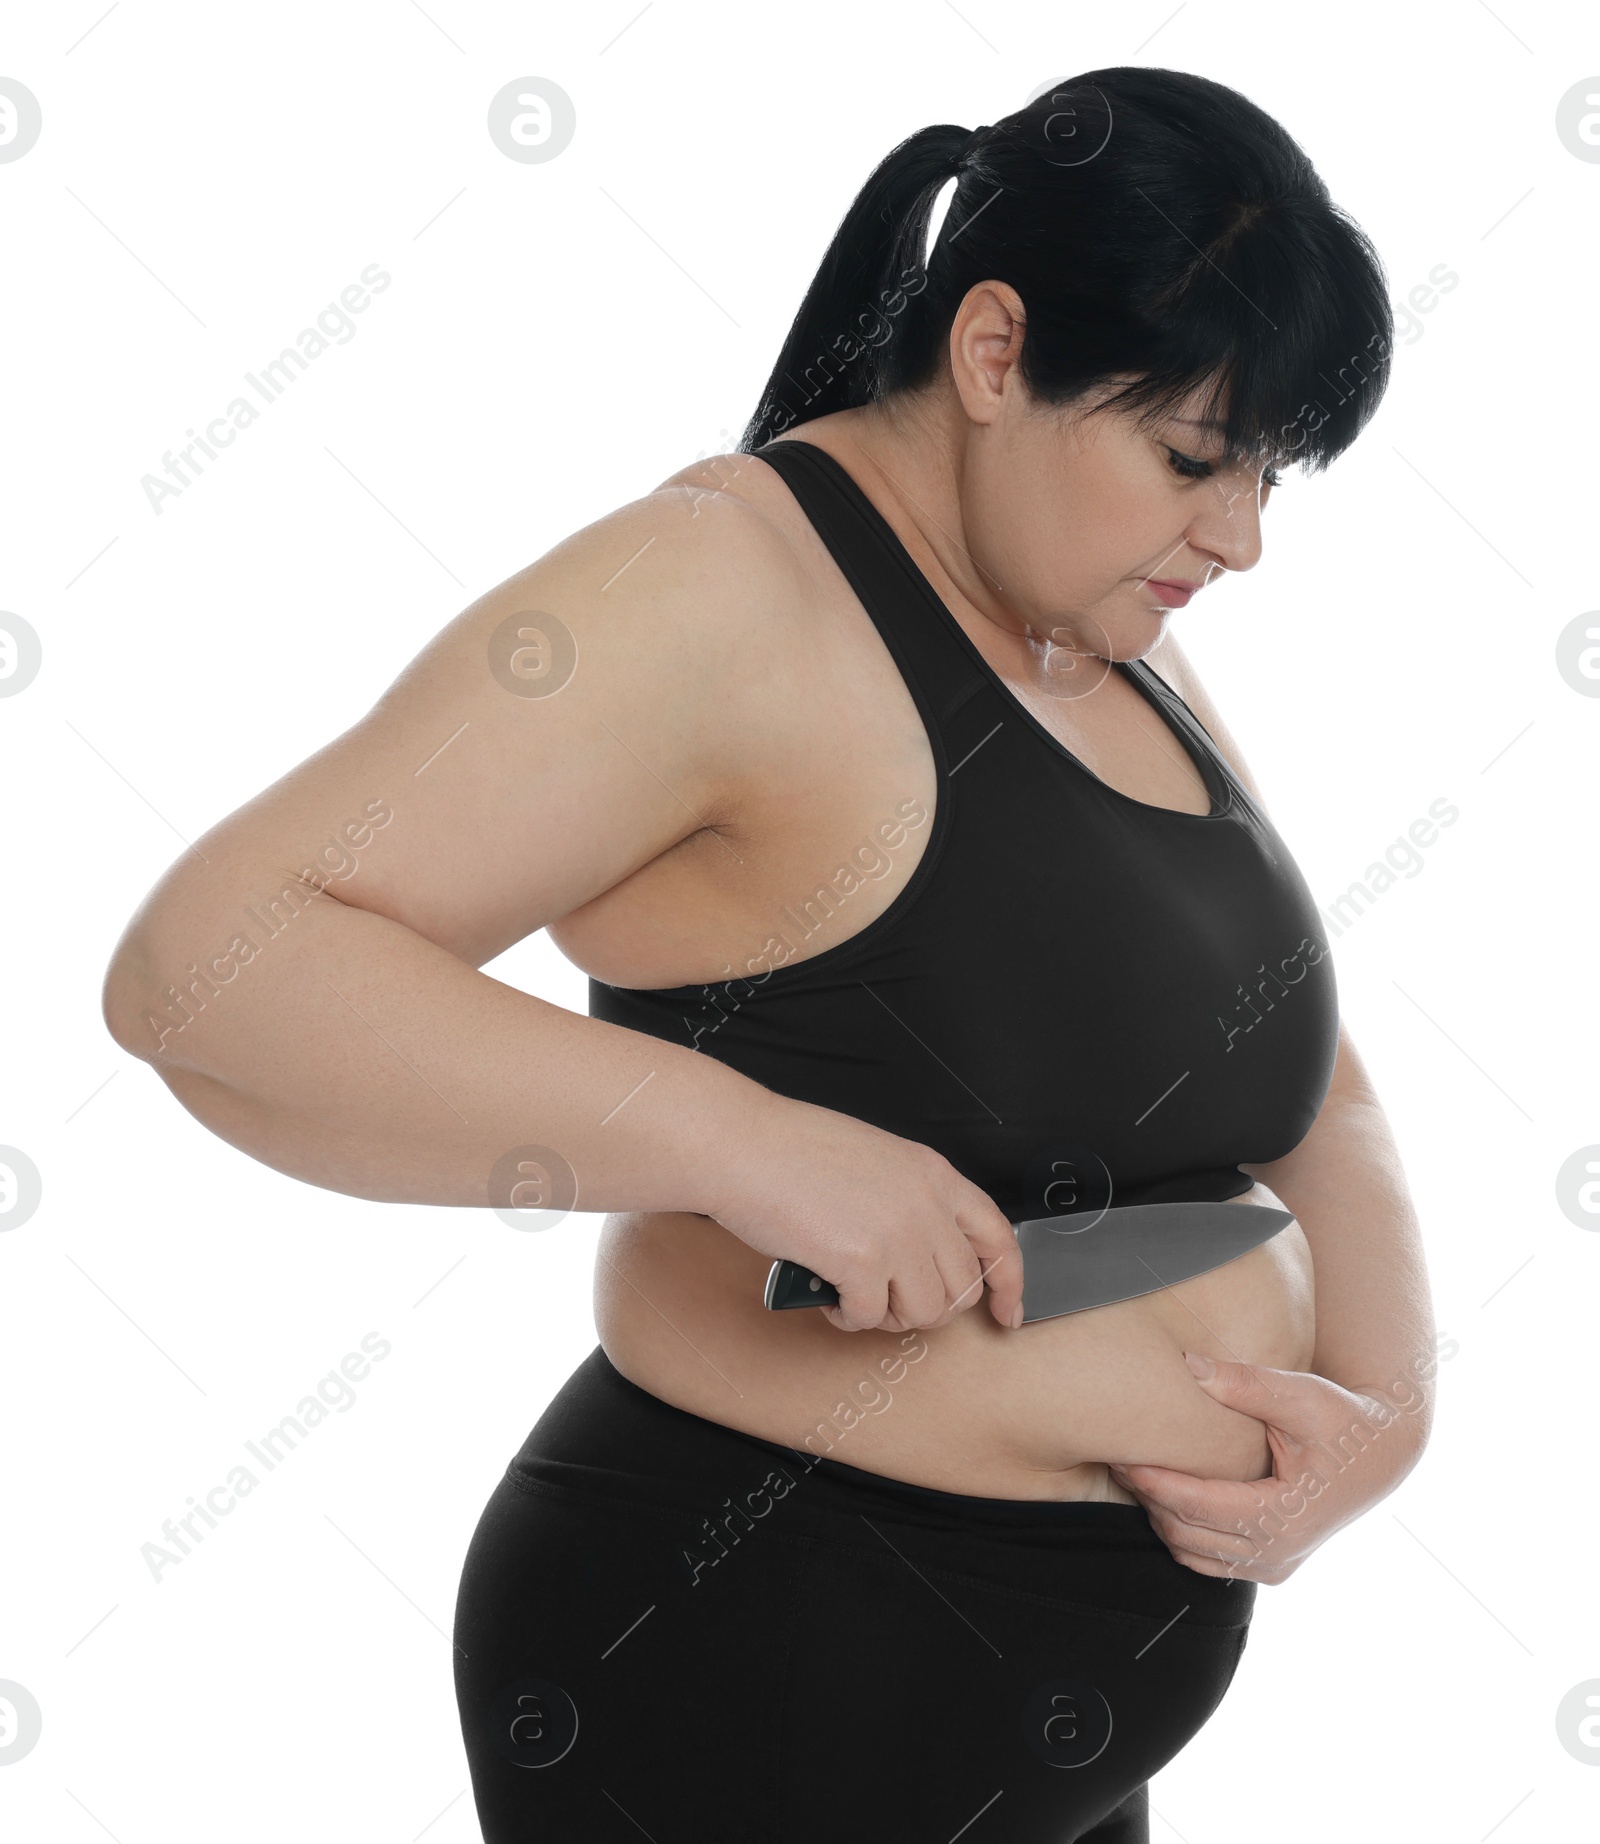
[{"x1": 750, "y1": 439, "x2": 998, "y2": 770}]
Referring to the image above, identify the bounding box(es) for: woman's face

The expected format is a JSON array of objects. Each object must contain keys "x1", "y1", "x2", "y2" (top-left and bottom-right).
[{"x1": 948, "y1": 287, "x2": 1279, "y2": 666}]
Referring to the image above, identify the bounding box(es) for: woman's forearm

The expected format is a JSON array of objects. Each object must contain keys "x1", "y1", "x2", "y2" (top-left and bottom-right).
[
  {"x1": 1242, "y1": 1067, "x2": 1438, "y2": 1437},
  {"x1": 103, "y1": 877, "x2": 776, "y2": 1217}
]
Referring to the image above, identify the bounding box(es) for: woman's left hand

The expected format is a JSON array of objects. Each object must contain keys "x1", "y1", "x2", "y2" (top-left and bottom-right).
[{"x1": 1105, "y1": 1351, "x2": 1426, "y2": 1583}]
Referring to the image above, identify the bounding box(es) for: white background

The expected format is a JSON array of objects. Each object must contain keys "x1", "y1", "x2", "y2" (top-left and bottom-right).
[{"x1": 2, "y1": 1, "x2": 1597, "y2": 1838}]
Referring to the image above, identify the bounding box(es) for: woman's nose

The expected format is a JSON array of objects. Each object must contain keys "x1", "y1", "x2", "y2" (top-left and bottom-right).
[{"x1": 1191, "y1": 477, "x2": 1266, "y2": 574}]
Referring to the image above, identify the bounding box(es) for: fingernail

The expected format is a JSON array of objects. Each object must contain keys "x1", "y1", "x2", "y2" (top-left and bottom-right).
[
  {"x1": 1183, "y1": 1349, "x2": 1216, "y2": 1379},
  {"x1": 1011, "y1": 1302, "x2": 1025, "y2": 1329}
]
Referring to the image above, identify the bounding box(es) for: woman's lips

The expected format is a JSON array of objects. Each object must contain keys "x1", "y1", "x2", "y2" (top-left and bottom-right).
[{"x1": 1142, "y1": 579, "x2": 1198, "y2": 608}]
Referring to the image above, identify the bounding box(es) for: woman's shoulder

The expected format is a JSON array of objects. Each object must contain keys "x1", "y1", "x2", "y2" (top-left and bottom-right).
[
  {"x1": 486, "y1": 450, "x2": 827, "y2": 783},
  {"x1": 646, "y1": 446, "x2": 814, "y2": 574},
  {"x1": 528, "y1": 447, "x2": 814, "y2": 630}
]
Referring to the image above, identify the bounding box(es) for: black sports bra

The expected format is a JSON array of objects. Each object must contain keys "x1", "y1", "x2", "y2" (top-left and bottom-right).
[{"x1": 588, "y1": 436, "x2": 1339, "y2": 1221}]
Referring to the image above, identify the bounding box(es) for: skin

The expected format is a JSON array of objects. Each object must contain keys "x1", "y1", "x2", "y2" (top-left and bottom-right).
[
  {"x1": 102, "y1": 278, "x2": 1436, "y2": 1574},
  {"x1": 587, "y1": 283, "x2": 1435, "y2": 1538}
]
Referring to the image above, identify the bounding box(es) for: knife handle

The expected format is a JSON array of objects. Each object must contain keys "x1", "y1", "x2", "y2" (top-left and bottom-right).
[{"x1": 763, "y1": 1260, "x2": 841, "y2": 1311}]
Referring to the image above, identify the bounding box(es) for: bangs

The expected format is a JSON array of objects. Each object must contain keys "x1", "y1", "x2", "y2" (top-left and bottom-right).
[{"x1": 1072, "y1": 201, "x2": 1394, "y2": 477}]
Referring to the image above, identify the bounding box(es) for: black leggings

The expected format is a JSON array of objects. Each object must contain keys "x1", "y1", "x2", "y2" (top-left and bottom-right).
[{"x1": 453, "y1": 1346, "x2": 1256, "y2": 1843}]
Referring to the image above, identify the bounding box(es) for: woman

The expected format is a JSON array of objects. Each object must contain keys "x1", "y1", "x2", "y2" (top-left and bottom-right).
[{"x1": 105, "y1": 67, "x2": 1437, "y2": 1843}]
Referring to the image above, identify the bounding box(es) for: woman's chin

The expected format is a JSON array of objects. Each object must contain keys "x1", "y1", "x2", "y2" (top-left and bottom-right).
[{"x1": 1119, "y1": 607, "x2": 1174, "y2": 658}]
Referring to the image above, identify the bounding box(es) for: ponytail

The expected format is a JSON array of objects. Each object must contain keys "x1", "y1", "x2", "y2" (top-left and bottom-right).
[{"x1": 737, "y1": 123, "x2": 974, "y2": 452}]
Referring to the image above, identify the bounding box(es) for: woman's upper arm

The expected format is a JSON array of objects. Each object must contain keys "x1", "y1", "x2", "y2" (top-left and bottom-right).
[{"x1": 109, "y1": 484, "x2": 788, "y2": 982}]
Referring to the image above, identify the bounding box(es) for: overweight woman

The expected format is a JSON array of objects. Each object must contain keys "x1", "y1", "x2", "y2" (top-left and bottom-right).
[{"x1": 105, "y1": 67, "x2": 1437, "y2": 1844}]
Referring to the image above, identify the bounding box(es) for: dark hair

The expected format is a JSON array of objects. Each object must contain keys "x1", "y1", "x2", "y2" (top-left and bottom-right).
[{"x1": 738, "y1": 68, "x2": 1393, "y2": 475}]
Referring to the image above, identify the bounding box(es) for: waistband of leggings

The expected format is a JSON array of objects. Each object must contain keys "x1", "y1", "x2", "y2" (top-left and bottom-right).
[{"x1": 509, "y1": 1344, "x2": 1170, "y2": 1547}]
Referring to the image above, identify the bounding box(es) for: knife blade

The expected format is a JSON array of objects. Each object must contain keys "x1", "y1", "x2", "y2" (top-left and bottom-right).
[{"x1": 762, "y1": 1199, "x2": 1296, "y2": 1322}]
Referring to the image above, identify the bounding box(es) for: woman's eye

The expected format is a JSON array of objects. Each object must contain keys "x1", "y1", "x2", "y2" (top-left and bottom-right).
[{"x1": 1165, "y1": 447, "x2": 1284, "y2": 492}]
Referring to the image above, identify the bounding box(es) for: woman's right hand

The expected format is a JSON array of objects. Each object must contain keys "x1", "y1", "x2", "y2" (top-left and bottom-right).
[{"x1": 705, "y1": 1091, "x2": 1025, "y2": 1335}]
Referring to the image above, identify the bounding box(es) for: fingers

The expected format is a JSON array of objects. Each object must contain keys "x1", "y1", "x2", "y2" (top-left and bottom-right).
[
  {"x1": 1172, "y1": 1550, "x2": 1260, "y2": 1580},
  {"x1": 820, "y1": 1191, "x2": 1024, "y2": 1335},
  {"x1": 925, "y1": 1237, "x2": 985, "y2": 1327},
  {"x1": 1113, "y1": 1473, "x2": 1282, "y2": 1578},
  {"x1": 958, "y1": 1204, "x2": 1025, "y2": 1328},
  {"x1": 832, "y1": 1261, "x2": 952, "y2": 1334},
  {"x1": 887, "y1": 1258, "x2": 958, "y2": 1331},
  {"x1": 826, "y1": 1273, "x2": 888, "y2": 1333},
  {"x1": 834, "y1": 1258, "x2": 959, "y2": 1332}
]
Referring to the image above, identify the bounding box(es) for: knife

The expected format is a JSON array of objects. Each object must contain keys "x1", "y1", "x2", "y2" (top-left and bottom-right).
[{"x1": 762, "y1": 1199, "x2": 1296, "y2": 1323}]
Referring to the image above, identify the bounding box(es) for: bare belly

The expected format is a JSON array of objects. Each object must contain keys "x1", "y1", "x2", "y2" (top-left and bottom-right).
[{"x1": 594, "y1": 1182, "x2": 1315, "y2": 1503}]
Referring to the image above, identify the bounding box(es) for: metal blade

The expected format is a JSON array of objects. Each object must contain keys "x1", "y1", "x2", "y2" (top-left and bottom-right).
[
  {"x1": 762, "y1": 1198, "x2": 1296, "y2": 1318},
  {"x1": 1017, "y1": 1200, "x2": 1296, "y2": 1323}
]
